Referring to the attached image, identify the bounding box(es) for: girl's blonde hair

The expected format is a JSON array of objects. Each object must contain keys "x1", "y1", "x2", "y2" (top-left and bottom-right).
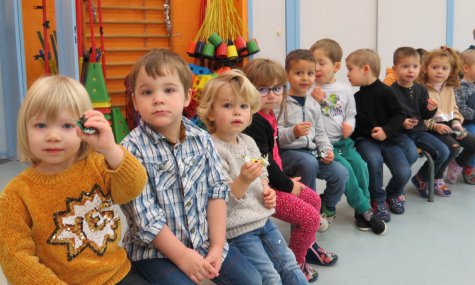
[
  {"x1": 242, "y1": 58, "x2": 288, "y2": 122},
  {"x1": 197, "y1": 69, "x2": 261, "y2": 133},
  {"x1": 418, "y1": 46, "x2": 462, "y2": 88},
  {"x1": 17, "y1": 75, "x2": 93, "y2": 164}
]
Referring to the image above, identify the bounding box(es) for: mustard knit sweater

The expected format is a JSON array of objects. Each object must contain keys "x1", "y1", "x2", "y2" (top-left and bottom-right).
[{"x1": 0, "y1": 149, "x2": 147, "y2": 285}]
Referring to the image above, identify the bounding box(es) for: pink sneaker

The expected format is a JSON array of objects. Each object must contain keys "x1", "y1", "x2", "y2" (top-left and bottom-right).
[{"x1": 446, "y1": 160, "x2": 463, "y2": 184}]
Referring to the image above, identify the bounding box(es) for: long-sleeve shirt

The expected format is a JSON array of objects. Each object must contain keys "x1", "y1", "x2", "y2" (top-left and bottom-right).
[
  {"x1": 455, "y1": 80, "x2": 475, "y2": 125},
  {"x1": 391, "y1": 82, "x2": 437, "y2": 133},
  {"x1": 244, "y1": 111, "x2": 294, "y2": 193},
  {"x1": 120, "y1": 118, "x2": 230, "y2": 262},
  {"x1": 274, "y1": 94, "x2": 333, "y2": 152},
  {"x1": 0, "y1": 150, "x2": 147, "y2": 285},
  {"x1": 351, "y1": 79, "x2": 405, "y2": 140},
  {"x1": 309, "y1": 81, "x2": 356, "y2": 143}
]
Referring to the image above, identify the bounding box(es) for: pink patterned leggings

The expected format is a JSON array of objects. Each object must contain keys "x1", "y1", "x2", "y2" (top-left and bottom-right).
[{"x1": 273, "y1": 187, "x2": 321, "y2": 264}]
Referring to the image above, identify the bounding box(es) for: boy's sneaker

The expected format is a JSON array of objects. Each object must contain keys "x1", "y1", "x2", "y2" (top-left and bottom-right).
[
  {"x1": 299, "y1": 261, "x2": 318, "y2": 282},
  {"x1": 411, "y1": 175, "x2": 428, "y2": 198},
  {"x1": 387, "y1": 196, "x2": 405, "y2": 214},
  {"x1": 446, "y1": 160, "x2": 463, "y2": 184},
  {"x1": 462, "y1": 166, "x2": 475, "y2": 185},
  {"x1": 318, "y1": 216, "x2": 330, "y2": 232},
  {"x1": 434, "y1": 179, "x2": 451, "y2": 197},
  {"x1": 355, "y1": 210, "x2": 387, "y2": 235},
  {"x1": 371, "y1": 200, "x2": 390, "y2": 222},
  {"x1": 306, "y1": 242, "x2": 338, "y2": 266},
  {"x1": 318, "y1": 199, "x2": 336, "y2": 232}
]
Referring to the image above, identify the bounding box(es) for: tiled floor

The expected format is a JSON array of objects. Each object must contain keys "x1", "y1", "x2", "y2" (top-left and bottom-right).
[{"x1": 1, "y1": 158, "x2": 474, "y2": 285}]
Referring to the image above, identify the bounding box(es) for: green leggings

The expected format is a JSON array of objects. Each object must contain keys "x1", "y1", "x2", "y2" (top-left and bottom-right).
[{"x1": 333, "y1": 138, "x2": 371, "y2": 214}]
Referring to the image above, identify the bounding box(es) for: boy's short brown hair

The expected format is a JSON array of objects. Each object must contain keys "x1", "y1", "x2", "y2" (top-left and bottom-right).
[
  {"x1": 461, "y1": 49, "x2": 475, "y2": 66},
  {"x1": 285, "y1": 49, "x2": 316, "y2": 72},
  {"x1": 346, "y1": 49, "x2": 381, "y2": 77},
  {"x1": 309, "y1": 38, "x2": 343, "y2": 63},
  {"x1": 393, "y1": 47, "x2": 420, "y2": 65},
  {"x1": 128, "y1": 48, "x2": 192, "y2": 96}
]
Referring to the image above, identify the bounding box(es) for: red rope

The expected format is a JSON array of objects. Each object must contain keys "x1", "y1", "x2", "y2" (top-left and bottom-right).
[
  {"x1": 42, "y1": 0, "x2": 50, "y2": 74},
  {"x1": 97, "y1": 0, "x2": 106, "y2": 77},
  {"x1": 87, "y1": 0, "x2": 96, "y2": 63},
  {"x1": 75, "y1": 0, "x2": 84, "y2": 58}
]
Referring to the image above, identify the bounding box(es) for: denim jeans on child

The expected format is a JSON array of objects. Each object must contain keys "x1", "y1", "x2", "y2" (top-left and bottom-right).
[
  {"x1": 228, "y1": 219, "x2": 308, "y2": 285},
  {"x1": 465, "y1": 123, "x2": 475, "y2": 167},
  {"x1": 131, "y1": 245, "x2": 262, "y2": 285},
  {"x1": 355, "y1": 137, "x2": 412, "y2": 203},
  {"x1": 280, "y1": 149, "x2": 347, "y2": 209},
  {"x1": 409, "y1": 131, "x2": 450, "y2": 179}
]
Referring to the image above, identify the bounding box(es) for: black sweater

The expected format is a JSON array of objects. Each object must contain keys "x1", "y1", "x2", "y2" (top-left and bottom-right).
[
  {"x1": 391, "y1": 82, "x2": 437, "y2": 133},
  {"x1": 244, "y1": 113, "x2": 294, "y2": 193},
  {"x1": 351, "y1": 79, "x2": 406, "y2": 140}
]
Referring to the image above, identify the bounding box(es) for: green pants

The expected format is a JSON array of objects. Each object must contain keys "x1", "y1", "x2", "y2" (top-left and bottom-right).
[{"x1": 333, "y1": 138, "x2": 371, "y2": 214}]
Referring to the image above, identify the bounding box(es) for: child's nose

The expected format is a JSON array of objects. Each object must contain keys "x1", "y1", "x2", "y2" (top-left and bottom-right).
[{"x1": 46, "y1": 130, "x2": 61, "y2": 141}]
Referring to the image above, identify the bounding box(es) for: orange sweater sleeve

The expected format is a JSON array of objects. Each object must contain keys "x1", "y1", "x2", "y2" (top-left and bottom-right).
[{"x1": 0, "y1": 184, "x2": 67, "y2": 285}]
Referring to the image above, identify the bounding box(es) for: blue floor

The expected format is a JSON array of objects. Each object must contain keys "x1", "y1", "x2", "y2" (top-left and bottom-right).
[{"x1": 1, "y1": 158, "x2": 474, "y2": 285}]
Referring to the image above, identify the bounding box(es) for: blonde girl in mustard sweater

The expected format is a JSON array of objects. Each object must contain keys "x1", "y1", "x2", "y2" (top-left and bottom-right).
[{"x1": 0, "y1": 76, "x2": 148, "y2": 285}]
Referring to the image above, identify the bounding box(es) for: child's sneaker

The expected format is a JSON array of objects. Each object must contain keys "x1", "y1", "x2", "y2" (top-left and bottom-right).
[
  {"x1": 305, "y1": 242, "x2": 338, "y2": 266},
  {"x1": 318, "y1": 216, "x2": 330, "y2": 232},
  {"x1": 371, "y1": 200, "x2": 390, "y2": 222},
  {"x1": 387, "y1": 196, "x2": 405, "y2": 214},
  {"x1": 318, "y1": 200, "x2": 336, "y2": 232},
  {"x1": 411, "y1": 175, "x2": 428, "y2": 198},
  {"x1": 462, "y1": 165, "x2": 475, "y2": 185},
  {"x1": 355, "y1": 210, "x2": 387, "y2": 235},
  {"x1": 434, "y1": 179, "x2": 451, "y2": 197},
  {"x1": 299, "y1": 261, "x2": 318, "y2": 282},
  {"x1": 446, "y1": 160, "x2": 463, "y2": 184}
]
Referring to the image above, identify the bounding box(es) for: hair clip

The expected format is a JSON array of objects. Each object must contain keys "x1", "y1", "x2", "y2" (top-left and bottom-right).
[{"x1": 76, "y1": 115, "x2": 97, "y2": 135}]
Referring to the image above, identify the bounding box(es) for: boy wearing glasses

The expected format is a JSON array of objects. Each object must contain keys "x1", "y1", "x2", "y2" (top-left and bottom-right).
[
  {"x1": 274, "y1": 49, "x2": 348, "y2": 232},
  {"x1": 308, "y1": 39, "x2": 386, "y2": 234}
]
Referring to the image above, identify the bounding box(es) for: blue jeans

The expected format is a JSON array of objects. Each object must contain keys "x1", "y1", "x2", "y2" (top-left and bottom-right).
[
  {"x1": 394, "y1": 133, "x2": 419, "y2": 165},
  {"x1": 228, "y1": 220, "x2": 307, "y2": 285},
  {"x1": 465, "y1": 123, "x2": 475, "y2": 167},
  {"x1": 280, "y1": 149, "x2": 347, "y2": 209},
  {"x1": 409, "y1": 131, "x2": 450, "y2": 179},
  {"x1": 131, "y1": 245, "x2": 262, "y2": 285},
  {"x1": 355, "y1": 137, "x2": 412, "y2": 203}
]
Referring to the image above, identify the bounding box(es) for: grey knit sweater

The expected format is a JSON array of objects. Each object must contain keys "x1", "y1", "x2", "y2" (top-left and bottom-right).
[{"x1": 212, "y1": 133, "x2": 275, "y2": 239}]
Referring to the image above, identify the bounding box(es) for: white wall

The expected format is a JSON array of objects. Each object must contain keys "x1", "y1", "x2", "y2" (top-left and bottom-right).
[
  {"x1": 251, "y1": 0, "x2": 475, "y2": 84},
  {"x1": 300, "y1": 0, "x2": 377, "y2": 85},
  {"x1": 377, "y1": 0, "x2": 447, "y2": 76},
  {"x1": 454, "y1": 1, "x2": 475, "y2": 51},
  {"x1": 250, "y1": 0, "x2": 286, "y2": 65}
]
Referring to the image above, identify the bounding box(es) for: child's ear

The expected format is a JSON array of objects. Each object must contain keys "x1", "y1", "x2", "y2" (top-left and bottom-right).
[
  {"x1": 333, "y1": 62, "x2": 341, "y2": 73},
  {"x1": 207, "y1": 113, "x2": 215, "y2": 121},
  {"x1": 462, "y1": 64, "x2": 470, "y2": 73},
  {"x1": 184, "y1": 88, "x2": 192, "y2": 107},
  {"x1": 363, "y1": 64, "x2": 371, "y2": 74}
]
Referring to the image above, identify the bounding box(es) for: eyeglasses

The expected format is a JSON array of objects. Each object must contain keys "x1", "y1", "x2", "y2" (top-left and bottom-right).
[{"x1": 256, "y1": 85, "x2": 285, "y2": 97}]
